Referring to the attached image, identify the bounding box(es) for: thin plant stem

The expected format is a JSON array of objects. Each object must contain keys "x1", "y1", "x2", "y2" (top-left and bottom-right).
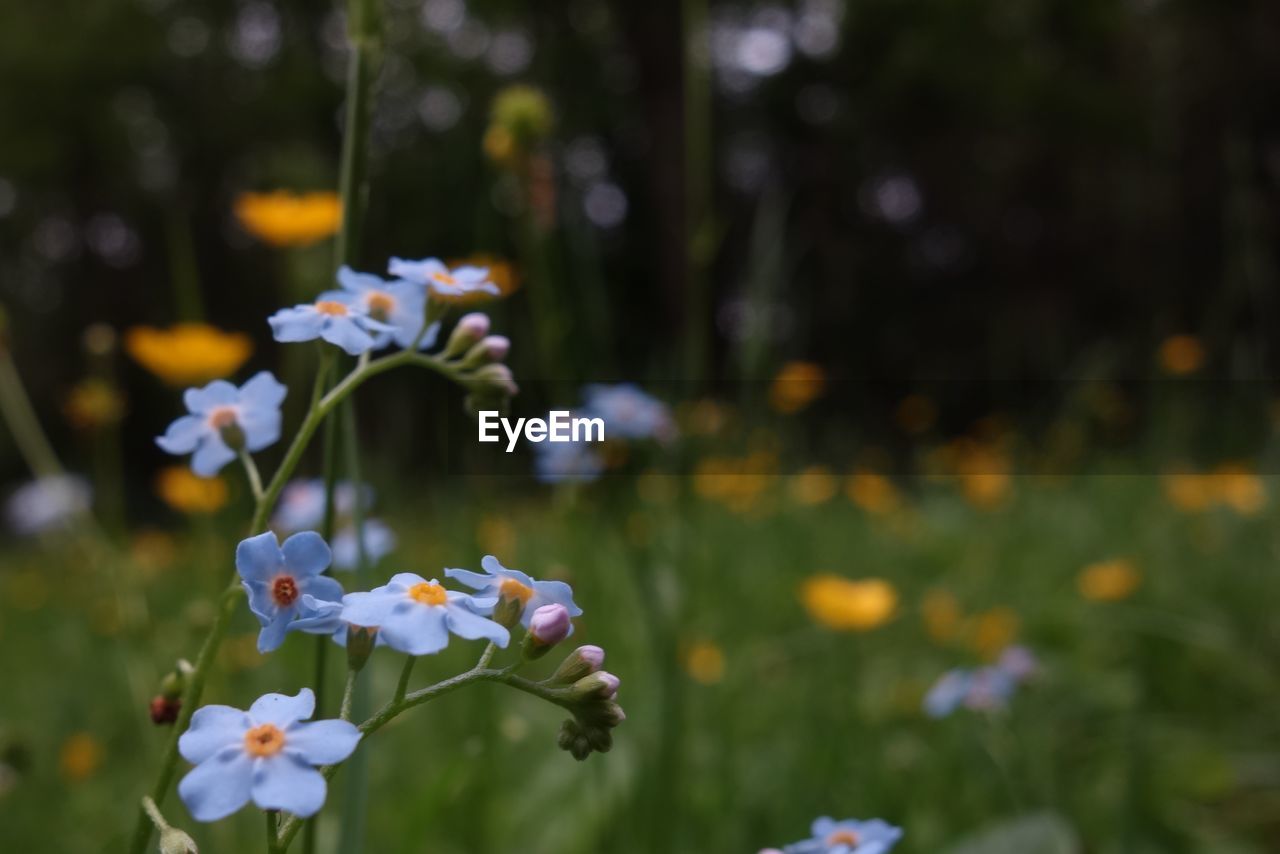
[
  {"x1": 340, "y1": 668, "x2": 360, "y2": 722},
  {"x1": 266, "y1": 810, "x2": 282, "y2": 854},
  {"x1": 239, "y1": 450, "x2": 265, "y2": 502},
  {"x1": 393, "y1": 655, "x2": 416, "y2": 704},
  {"x1": 0, "y1": 345, "x2": 64, "y2": 478}
]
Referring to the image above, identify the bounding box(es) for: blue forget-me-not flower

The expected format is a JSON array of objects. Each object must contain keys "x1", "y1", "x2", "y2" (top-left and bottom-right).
[
  {"x1": 268, "y1": 294, "x2": 393, "y2": 355},
  {"x1": 322, "y1": 266, "x2": 438, "y2": 350},
  {"x1": 177, "y1": 688, "x2": 360, "y2": 821},
  {"x1": 784, "y1": 816, "x2": 904, "y2": 854},
  {"x1": 388, "y1": 257, "x2": 499, "y2": 299},
  {"x1": 340, "y1": 572, "x2": 510, "y2": 655},
  {"x1": 236, "y1": 531, "x2": 344, "y2": 653},
  {"x1": 156, "y1": 372, "x2": 286, "y2": 477},
  {"x1": 446, "y1": 555, "x2": 581, "y2": 631}
]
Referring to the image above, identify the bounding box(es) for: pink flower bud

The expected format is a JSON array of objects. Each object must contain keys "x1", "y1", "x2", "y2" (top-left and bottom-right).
[
  {"x1": 577, "y1": 645, "x2": 605, "y2": 671},
  {"x1": 529, "y1": 603, "x2": 572, "y2": 646},
  {"x1": 479, "y1": 335, "x2": 510, "y2": 362},
  {"x1": 596, "y1": 671, "x2": 620, "y2": 699},
  {"x1": 442, "y1": 313, "x2": 491, "y2": 358}
]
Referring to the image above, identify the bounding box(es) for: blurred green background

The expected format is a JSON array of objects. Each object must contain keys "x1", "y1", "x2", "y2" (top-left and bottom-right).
[{"x1": 2, "y1": 0, "x2": 1280, "y2": 852}]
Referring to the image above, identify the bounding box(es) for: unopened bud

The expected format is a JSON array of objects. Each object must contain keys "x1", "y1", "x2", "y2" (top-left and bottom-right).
[
  {"x1": 572, "y1": 670, "x2": 619, "y2": 701},
  {"x1": 547, "y1": 645, "x2": 604, "y2": 685},
  {"x1": 557, "y1": 719, "x2": 592, "y2": 761},
  {"x1": 521, "y1": 604, "x2": 571, "y2": 660},
  {"x1": 470, "y1": 363, "x2": 519, "y2": 397},
  {"x1": 442, "y1": 313, "x2": 490, "y2": 359},
  {"x1": 149, "y1": 696, "x2": 182, "y2": 726},
  {"x1": 159, "y1": 827, "x2": 199, "y2": 854},
  {"x1": 346, "y1": 626, "x2": 377, "y2": 673},
  {"x1": 460, "y1": 335, "x2": 510, "y2": 368}
]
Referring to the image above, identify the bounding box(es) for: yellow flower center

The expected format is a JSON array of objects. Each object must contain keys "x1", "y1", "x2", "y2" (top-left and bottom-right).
[
  {"x1": 409, "y1": 582, "x2": 448, "y2": 606},
  {"x1": 271, "y1": 575, "x2": 300, "y2": 607},
  {"x1": 243, "y1": 723, "x2": 286, "y2": 758},
  {"x1": 499, "y1": 577, "x2": 533, "y2": 604},
  {"x1": 430, "y1": 271, "x2": 458, "y2": 287},
  {"x1": 827, "y1": 829, "x2": 860, "y2": 847},
  {"x1": 365, "y1": 292, "x2": 396, "y2": 320},
  {"x1": 208, "y1": 407, "x2": 238, "y2": 429},
  {"x1": 315, "y1": 300, "x2": 349, "y2": 316}
]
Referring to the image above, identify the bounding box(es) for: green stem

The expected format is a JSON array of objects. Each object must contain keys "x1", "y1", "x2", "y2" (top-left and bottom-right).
[
  {"x1": 267, "y1": 810, "x2": 282, "y2": 854},
  {"x1": 681, "y1": 0, "x2": 713, "y2": 387},
  {"x1": 333, "y1": 0, "x2": 382, "y2": 270},
  {"x1": 239, "y1": 450, "x2": 265, "y2": 502},
  {"x1": 394, "y1": 655, "x2": 416, "y2": 705},
  {"x1": 340, "y1": 668, "x2": 360, "y2": 722},
  {"x1": 0, "y1": 345, "x2": 64, "y2": 478}
]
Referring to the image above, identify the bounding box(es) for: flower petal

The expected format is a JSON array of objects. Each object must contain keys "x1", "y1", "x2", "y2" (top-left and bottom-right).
[
  {"x1": 338, "y1": 588, "x2": 403, "y2": 628},
  {"x1": 304, "y1": 573, "x2": 344, "y2": 605},
  {"x1": 445, "y1": 605, "x2": 510, "y2": 648},
  {"x1": 251, "y1": 754, "x2": 327, "y2": 818},
  {"x1": 249, "y1": 688, "x2": 315, "y2": 727},
  {"x1": 285, "y1": 719, "x2": 362, "y2": 765},
  {"x1": 237, "y1": 371, "x2": 287, "y2": 409},
  {"x1": 184, "y1": 381, "x2": 238, "y2": 414},
  {"x1": 319, "y1": 317, "x2": 376, "y2": 355},
  {"x1": 178, "y1": 705, "x2": 248, "y2": 764},
  {"x1": 381, "y1": 604, "x2": 450, "y2": 655},
  {"x1": 443, "y1": 567, "x2": 492, "y2": 591},
  {"x1": 236, "y1": 532, "x2": 282, "y2": 583},
  {"x1": 191, "y1": 438, "x2": 237, "y2": 477},
  {"x1": 157, "y1": 415, "x2": 209, "y2": 454},
  {"x1": 269, "y1": 307, "x2": 324, "y2": 342},
  {"x1": 281, "y1": 531, "x2": 332, "y2": 577},
  {"x1": 178, "y1": 748, "x2": 254, "y2": 822},
  {"x1": 257, "y1": 608, "x2": 294, "y2": 653}
]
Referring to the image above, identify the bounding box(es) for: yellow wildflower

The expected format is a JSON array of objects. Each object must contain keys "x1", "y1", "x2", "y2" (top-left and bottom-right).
[
  {"x1": 64, "y1": 379, "x2": 125, "y2": 430},
  {"x1": 968, "y1": 607, "x2": 1019, "y2": 658},
  {"x1": 846, "y1": 471, "x2": 900, "y2": 515},
  {"x1": 768, "y1": 361, "x2": 826, "y2": 414},
  {"x1": 1158, "y1": 334, "x2": 1205, "y2": 375},
  {"x1": 1164, "y1": 466, "x2": 1266, "y2": 516},
  {"x1": 921, "y1": 588, "x2": 962, "y2": 643},
  {"x1": 788, "y1": 466, "x2": 838, "y2": 506},
  {"x1": 683, "y1": 640, "x2": 726, "y2": 685},
  {"x1": 125, "y1": 324, "x2": 252, "y2": 386},
  {"x1": 1078, "y1": 558, "x2": 1141, "y2": 602},
  {"x1": 233, "y1": 190, "x2": 341, "y2": 247},
  {"x1": 801, "y1": 574, "x2": 897, "y2": 631},
  {"x1": 59, "y1": 732, "x2": 103, "y2": 782},
  {"x1": 155, "y1": 466, "x2": 228, "y2": 514}
]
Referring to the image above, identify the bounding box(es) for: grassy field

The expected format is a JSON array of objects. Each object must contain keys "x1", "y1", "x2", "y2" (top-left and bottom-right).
[{"x1": 2, "y1": 466, "x2": 1277, "y2": 853}]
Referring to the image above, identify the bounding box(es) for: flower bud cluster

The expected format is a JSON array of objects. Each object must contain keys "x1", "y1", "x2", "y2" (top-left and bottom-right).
[
  {"x1": 543, "y1": 645, "x2": 625, "y2": 760},
  {"x1": 442, "y1": 313, "x2": 519, "y2": 416}
]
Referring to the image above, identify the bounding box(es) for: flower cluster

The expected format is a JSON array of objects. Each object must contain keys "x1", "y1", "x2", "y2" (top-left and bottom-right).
[
  {"x1": 156, "y1": 372, "x2": 286, "y2": 477},
  {"x1": 174, "y1": 539, "x2": 616, "y2": 823},
  {"x1": 923, "y1": 646, "x2": 1039, "y2": 718},
  {"x1": 762, "y1": 815, "x2": 904, "y2": 854}
]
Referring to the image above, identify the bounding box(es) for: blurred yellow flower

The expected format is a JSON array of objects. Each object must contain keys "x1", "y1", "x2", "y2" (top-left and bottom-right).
[
  {"x1": 769, "y1": 361, "x2": 826, "y2": 414},
  {"x1": 1158, "y1": 334, "x2": 1205, "y2": 375},
  {"x1": 63, "y1": 379, "x2": 125, "y2": 430},
  {"x1": 846, "y1": 471, "x2": 900, "y2": 515},
  {"x1": 156, "y1": 466, "x2": 229, "y2": 514},
  {"x1": 1078, "y1": 558, "x2": 1141, "y2": 602},
  {"x1": 693, "y1": 453, "x2": 774, "y2": 514},
  {"x1": 921, "y1": 588, "x2": 962, "y2": 643},
  {"x1": 59, "y1": 732, "x2": 103, "y2": 783},
  {"x1": 683, "y1": 640, "x2": 726, "y2": 685},
  {"x1": 483, "y1": 125, "x2": 517, "y2": 166},
  {"x1": 130, "y1": 529, "x2": 177, "y2": 578},
  {"x1": 125, "y1": 324, "x2": 252, "y2": 386},
  {"x1": 681, "y1": 398, "x2": 733, "y2": 437},
  {"x1": 477, "y1": 514, "x2": 517, "y2": 557},
  {"x1": 968, "y1": 606, "x2": 1019, "y2": 658},
  {"x1": 1164, "y1": 465, "x2": 1266, "y2": 516},
  {"x1": 947, "y1": 440, "x2": 1012, "y2": 509},
  {"x1": 801, "y1": 574, "x2": 897, "y2": 631},
  {"x1": 234, "y1": 190, "x2": 341, "y2": 247},
  {"x1": 788, "y1": 466, "x2": 838, "y2": 506}
]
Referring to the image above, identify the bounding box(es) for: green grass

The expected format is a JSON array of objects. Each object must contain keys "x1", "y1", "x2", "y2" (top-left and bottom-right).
[{"x1": 2, "y1": 473, "x2": 1278, "y2": 852}]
